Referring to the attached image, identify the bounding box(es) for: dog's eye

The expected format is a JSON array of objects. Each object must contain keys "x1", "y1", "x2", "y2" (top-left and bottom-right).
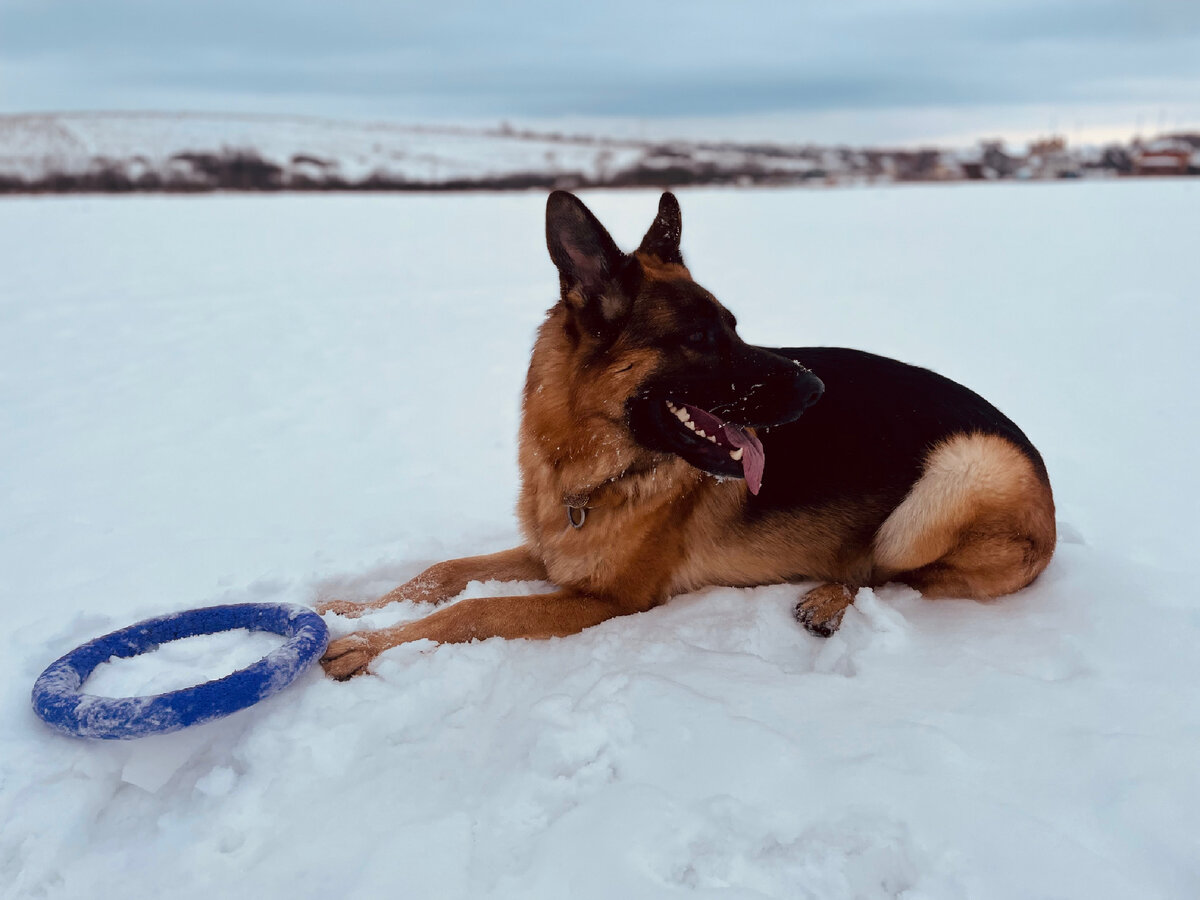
[{"x1": 685, "y1": 330, "x2": 709, "y2": 347}]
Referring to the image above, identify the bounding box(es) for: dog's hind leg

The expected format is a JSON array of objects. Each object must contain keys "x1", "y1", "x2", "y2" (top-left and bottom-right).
[
  {"x1": 899, "y1": 517, "x2": 1055, "y2": 600},
  {"x1": 794, "y1": 583, "x2": 856, "y2": 637},
  {"x1": 321, "y1": 590, "x2": 640, "y2": 679},
  {"x1": 315, "y1": 547, "x2": 548, "y2": 618},
  {"x1": 874, "y1": 432, "x2": 1056, "y2": 603}
]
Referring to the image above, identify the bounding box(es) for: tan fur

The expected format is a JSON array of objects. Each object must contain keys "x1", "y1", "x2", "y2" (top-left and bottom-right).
[
  {"x1": 634, "y1": 251, "x2": 692, "y2": 282},
  {"x1": 872, "y1": 432, "x2": 1056, "y2": 598},
  {"x1": 315, "y1": 547, "x2": 547, "y2": 618},
  {"x1": 320, "y1": 237, "x2": 1056, "y2": 677}
]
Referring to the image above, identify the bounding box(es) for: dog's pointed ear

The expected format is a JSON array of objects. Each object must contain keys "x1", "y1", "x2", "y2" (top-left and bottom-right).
[
  {"x1": 546, "y1": 191, "x2": 636, "y2": 338},
  {"x1": 636, "y1": 192, "x2": 684, "y2": 265},
  {"x1": 546, "y1": 191, "x2": 624, "y2": 295}
]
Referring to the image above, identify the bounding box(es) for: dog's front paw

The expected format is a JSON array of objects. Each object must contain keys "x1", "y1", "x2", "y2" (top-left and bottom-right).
[
  {"x1": 321, "y1": 633, "x2": 379, "y2": 680},
  {"x1": 794, "y1": 583, "x2": 854, "y2": 638},
  {"x1": 314, "y1": 598, "x2": 370, "y2": 618}
]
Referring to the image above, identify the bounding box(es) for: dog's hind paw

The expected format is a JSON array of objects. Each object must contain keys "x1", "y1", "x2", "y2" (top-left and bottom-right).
[
  {"x1": 794, "y1": 583, "x2": 855, "y2": 638},
  {"x1": 321, "y1": 633, "x2": 379, "y2": 680}
]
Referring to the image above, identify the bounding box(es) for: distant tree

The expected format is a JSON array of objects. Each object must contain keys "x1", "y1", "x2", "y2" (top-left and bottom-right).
[{"x1": 980, "y1": 140, "x2": 1018, "y2": 178}]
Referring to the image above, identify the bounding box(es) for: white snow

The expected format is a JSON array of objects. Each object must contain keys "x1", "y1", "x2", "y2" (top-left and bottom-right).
[
  {"x1": 84, "y1": 629, "x2": 287, "y2": 699},
  {"x1": 1, "y1": 182, "x2": 1198, "y2": 899}
]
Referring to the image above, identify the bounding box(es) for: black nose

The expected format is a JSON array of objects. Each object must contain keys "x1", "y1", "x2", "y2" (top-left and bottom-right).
[{"x1": 801, "y1": 376, "x2": 824, "y2": 410}]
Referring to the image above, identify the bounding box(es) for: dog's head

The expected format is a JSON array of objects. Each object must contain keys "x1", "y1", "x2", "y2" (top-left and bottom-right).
[{"x1": 537, "y1": 190, "x2": 823, "y2": 495}]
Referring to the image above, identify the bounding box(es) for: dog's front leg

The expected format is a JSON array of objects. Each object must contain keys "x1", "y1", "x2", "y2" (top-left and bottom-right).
[
  {"x1": 321, "y1": 590, "x2": 637, "y2": 680},
  {"x1": 315, "y1": 546, "x2": 547, "y2": 618},
  {"x1": 794, "y1": 582, "x2": 856, "y2": 637}
]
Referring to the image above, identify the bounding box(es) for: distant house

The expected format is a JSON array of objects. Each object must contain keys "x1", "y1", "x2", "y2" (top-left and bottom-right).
[
  {"x1": 1131, "y1": 137, "x2": 1199, "y2": 176},
  {"x1": 1133, "y1": 149, "x2": 1192, "y2": 176},
  {"x1": 1025, "y1": 136, "x2": 1080, "y2": 179}
]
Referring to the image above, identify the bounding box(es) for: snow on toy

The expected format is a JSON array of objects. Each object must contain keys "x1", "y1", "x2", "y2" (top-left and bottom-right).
[{"x1": 31, "y1": 603, "x2": 328, "y2": 740}]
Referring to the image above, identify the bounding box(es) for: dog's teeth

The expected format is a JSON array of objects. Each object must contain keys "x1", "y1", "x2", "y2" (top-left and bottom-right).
[
  {"x1": 666, "y1": 400, "x2": 677, "y2": 412},
  {"x1": 675, "y1": 408, "x2": 690, "y2": 422},
  {"x1": 730, "y1": 448, "x2": 744, "y2": 461},
  {"x1": 685, "y1": 420, "x2": 696, "y2": 430},
  {"x1": 707, "y1": 434, "x2": 717, "y2": 443},
  {"x1": 695, "y1": 429, "x2": 707, "y2": 438}
]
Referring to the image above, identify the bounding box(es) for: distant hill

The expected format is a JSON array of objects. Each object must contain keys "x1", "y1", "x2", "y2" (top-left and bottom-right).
[{"x1": 0, "y1": 112, "x2": 1195, "y2": 193}]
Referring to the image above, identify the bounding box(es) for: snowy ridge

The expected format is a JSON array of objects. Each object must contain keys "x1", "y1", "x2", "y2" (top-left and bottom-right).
[
  {"x1": 0, "y1": 112, "x2": 819, "y2": 192},
  {"x1": 4, "y1": 112, "x2": 1194, "y2": 192}
]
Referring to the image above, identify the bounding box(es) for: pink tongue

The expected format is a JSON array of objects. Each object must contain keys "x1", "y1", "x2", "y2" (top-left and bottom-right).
[
  {"x1": 722, "y1": 424, "x2": 765, "y2": 495},
  {"x1": 682, "y1": 404, "x2": 767, "y2": 495}
]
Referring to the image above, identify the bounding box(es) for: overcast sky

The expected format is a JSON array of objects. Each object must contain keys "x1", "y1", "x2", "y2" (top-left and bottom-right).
[{"x1": 2, "y1": 0, "x2": 1198, "y2": 145}]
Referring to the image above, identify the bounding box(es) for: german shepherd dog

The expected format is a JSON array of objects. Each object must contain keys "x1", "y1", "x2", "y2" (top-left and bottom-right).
[{"x1": 320, "y1": 191, "x2": 1055, "y2": 679}]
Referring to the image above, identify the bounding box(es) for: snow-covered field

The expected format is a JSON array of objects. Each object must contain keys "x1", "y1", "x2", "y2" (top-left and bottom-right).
[{"x1": 1, "y1": 182, "x2": 1198, "y2": 898}]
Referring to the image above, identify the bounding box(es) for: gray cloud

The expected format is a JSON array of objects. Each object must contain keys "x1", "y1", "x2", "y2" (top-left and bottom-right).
[{"x1": 2, "y1": 0, "x2": 1198, "y2": 135}]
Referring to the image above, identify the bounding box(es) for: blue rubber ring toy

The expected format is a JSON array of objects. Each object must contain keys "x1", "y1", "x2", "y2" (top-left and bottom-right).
[{"x1": 31, "y1": 603, "x2": 328, "y2": 740}]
